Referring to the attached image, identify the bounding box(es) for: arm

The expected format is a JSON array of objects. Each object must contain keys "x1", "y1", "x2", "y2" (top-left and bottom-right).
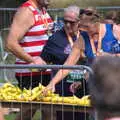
[
  {"x1": 113, "y1": 24, "x2": 120, "y2": 57},
  {"x1": 43, "y1": 35, "x2": 85, "y2": 93},
  {"x1": 97, "y1": 23, "x2": 106, "y2": 56},
  {"x1": 6, "y1": 7, "x2": 43, "y2": 64}
]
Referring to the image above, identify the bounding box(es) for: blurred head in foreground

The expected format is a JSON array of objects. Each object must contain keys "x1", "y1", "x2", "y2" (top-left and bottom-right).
[{"x1": 89, "y1": 56, "x2": 120, "y2": 120}]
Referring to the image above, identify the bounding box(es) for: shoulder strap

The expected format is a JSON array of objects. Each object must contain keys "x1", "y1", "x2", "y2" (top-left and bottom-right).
[
  {"x1": 97, "y1": 23, "x2": 104, "y2": 52},
  {"x1": 79, "y1": 34, "x2": 85, "y2": 58},
  {"x1": 90, "y1": 37, "x2": 97, "y2": 55}
]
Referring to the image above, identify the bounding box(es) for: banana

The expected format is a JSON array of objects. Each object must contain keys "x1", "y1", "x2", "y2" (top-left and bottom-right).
[
  {"x1": 39, "y1": 83, "x2": 45, "y2": 90},
  {"x1": 3, "y1": 83, "x2": 14, "y2": 88},
  {"x1": 32, "y1": 87, "x2": 40, "y2": 94},
  {"x1": 0, "y1": 82, "x2": 91, "y2": 106}
]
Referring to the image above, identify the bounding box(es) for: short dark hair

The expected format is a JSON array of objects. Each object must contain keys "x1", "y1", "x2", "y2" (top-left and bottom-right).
[
  {"x1": 89, "y1": 56, "x2": 120, "y2": 119},
  {"x1": 105, "y1": 11, "x2": 118, "y2": 21}
]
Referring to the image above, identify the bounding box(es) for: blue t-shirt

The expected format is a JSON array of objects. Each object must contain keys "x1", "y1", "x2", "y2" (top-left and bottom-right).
[
  {"x1": 41, "y1": 29, "x2": 78, "y2": 96},
  {"x1": 41, "y1": 29, "x2": 77, "y2": 65}
]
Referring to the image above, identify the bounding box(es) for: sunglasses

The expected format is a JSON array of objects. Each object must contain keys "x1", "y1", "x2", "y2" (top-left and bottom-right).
[
  {"x1": 84, "y1": 10, "x2": 94, "y2": 16},
  {"x1": 84, "y1": 10, "x2": 99, "y2": 18},
  {"x1": 64, "y1": 19, "x2": 77, "y2": 25}
]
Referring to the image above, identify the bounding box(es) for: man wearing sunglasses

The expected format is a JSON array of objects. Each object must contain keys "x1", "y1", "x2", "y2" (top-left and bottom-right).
[
  {"x1": 41, "y1": 5, "x2": 85, "y2": 95},
  {"x1": 41, "y1": 5, "x2": 85, "y2": 120}
]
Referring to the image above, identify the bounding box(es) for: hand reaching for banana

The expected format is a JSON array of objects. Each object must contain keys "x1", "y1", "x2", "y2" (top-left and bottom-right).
[{"x1": 42, "y1": 82, "x2": 55, "y2": 96}]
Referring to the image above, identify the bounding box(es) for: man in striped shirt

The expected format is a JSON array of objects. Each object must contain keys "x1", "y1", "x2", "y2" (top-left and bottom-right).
[{"x1": 6, "y1": 0, "x2": 53, "y2": 119}]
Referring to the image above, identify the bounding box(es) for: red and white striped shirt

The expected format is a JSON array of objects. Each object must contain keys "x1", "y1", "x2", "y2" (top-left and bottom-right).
[{"x1": 15, "y1": 1, "x2": 53, "y2": 76}]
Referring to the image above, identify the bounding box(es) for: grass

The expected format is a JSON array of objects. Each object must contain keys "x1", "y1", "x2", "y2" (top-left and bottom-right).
[
  {"x1": 4, "y1": 110, "x2": 41, "y2": 120},
  {"x1": 5, "y1": 113, "x2": 16, "y2": 120}
]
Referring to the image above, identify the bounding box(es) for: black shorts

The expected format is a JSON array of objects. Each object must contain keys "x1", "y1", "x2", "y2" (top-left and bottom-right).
[{"x1": 16, "y1": 74, "x2": 51, "y2": 90}]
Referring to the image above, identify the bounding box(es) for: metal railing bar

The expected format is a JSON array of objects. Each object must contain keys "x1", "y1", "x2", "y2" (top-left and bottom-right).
[{"x1": 0, "y1": 64, "x2": 93, "y2": 74}]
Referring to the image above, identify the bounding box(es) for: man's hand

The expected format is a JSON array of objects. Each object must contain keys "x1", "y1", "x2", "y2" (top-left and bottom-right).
[
  {"x1": 30, "y1": 57, "x2": 47, "y2": 72},
  {"x1": 69, "y1": 82, "x2": 81, "y2": 94},
  {"x1": 42, "y1": 82, "x2": 55, "y2": 96},
  {"x1": 31, "y1": 57, "x2": 47, "y2": 65}
]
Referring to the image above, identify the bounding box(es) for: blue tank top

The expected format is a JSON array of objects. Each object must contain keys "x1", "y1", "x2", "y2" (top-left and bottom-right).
[
  {"x1": 102, "y1": 24, "x2": 118, "y2": 53},
  {"x1": 81, "y1": 31, "x2": 98, "y2": 66},
  {"x1": 81, "y1": 31, "x2": 96, "y2": 58}
]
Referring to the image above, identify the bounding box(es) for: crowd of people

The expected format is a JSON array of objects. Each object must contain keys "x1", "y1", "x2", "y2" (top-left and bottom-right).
[{"x1": 0, "y1": 0, "x2": 120, "y2": 119}]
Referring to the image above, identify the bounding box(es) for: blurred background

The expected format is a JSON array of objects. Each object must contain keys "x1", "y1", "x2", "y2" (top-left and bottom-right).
[
  {"x1": 0, "y1": 0, "x2": 120, "y2": 81},
  {"x1": 0, "y1": 0, "x2": 120, "y2": 8}
]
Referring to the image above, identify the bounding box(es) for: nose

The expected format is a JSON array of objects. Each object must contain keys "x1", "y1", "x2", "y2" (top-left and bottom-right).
[{"x1": 66, "y1": 22, "x2": 71, "y2": 27}]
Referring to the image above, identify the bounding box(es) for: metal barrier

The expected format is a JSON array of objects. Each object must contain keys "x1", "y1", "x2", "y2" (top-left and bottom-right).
[
  {"x1": 0, "y1": 8, "x2": 64, "y2": 29},
  {"x1": 0, "y1": 64, "x2": 93, "y2": 120},
  {"x1": 0, "y1": 6, "x2": 120, "y2": 29}
]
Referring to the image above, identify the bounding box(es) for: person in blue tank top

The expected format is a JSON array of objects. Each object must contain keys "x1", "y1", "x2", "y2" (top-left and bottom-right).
[
  {"x1": 97, "y1": 23, "x2": 120, "y2": 56},
  {"x1": 80, "y1": 22, "x2": 120, "y2": 60},
  {"x1": 79, "y1": 22, "x2": 99, "y2": 66},
  {"x1": 80, "y1": 30, "x2": 98, "y2": 65},
  {"x1": 102, "y1": 24, "x2": 118, "y2": 53}
]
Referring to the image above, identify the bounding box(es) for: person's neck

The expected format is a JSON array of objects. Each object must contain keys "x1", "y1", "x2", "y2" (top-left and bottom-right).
[
  {"x1": 29, "y1": 0, "x2": 43, "y2": 9},
  {"x1": 64, "y1": 27, "x2": 79, "y2": 38},
  {"x1": 104, "y1": 19, "x2": 114, "y2": 24}
]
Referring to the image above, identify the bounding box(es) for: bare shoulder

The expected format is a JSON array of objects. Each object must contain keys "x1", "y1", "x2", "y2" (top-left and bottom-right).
[
  {"x1": 13, "y1": 7, "x2": 34, "y2": 25},
  {"x1": 113, "y1": 24, "x2": 120, "y2": 31},
  {"x1": 99, "y1": 23, "x2": 106, "y2": 38},
  {"x1": 113, "y1": 24, "x2": 120, "y2": 40}
]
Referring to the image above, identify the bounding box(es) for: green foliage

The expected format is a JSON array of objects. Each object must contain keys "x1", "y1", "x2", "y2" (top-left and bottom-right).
[
  {"x1": 49, "y1": 0, "x2": 120, "y2": 8},
  {"x1": 0, "y1": 0, "x2": 120, "y2": 8}
]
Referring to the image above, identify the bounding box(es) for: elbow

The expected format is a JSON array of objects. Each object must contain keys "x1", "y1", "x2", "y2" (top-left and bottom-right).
[
  {"x1": 5, "y1": 42, "x2": 10, "y2": 51},
  {"x1": 5, "y1": 41, "x2": 13, "y2": 52}
]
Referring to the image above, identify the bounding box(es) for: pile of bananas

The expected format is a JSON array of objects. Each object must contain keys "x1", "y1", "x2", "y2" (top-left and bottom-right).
[{"x1": 0, "y1": 83, "x2": 91, "y2": 106}]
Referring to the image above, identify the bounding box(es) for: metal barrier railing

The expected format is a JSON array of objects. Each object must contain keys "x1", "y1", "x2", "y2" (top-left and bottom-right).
[
  {"x1": 0, "y1": 6, "x2": 120, "y2": 29},
  {"x1": 0, "y1": 64, "x2": 93, "y2": 72},
  {"x1": 0, "y1": 64, "x2": 93, "y2": 120},
  {"x1": 0, "y1": 64, "x2": 93, "y2": 83}
]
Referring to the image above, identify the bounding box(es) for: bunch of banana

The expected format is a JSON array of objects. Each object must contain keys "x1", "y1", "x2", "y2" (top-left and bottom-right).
[
  {"x1": 17, "y1": 84, "x2": 45, "y2": 101},
  {"x1": 0, "y1": 83, "x2": 22, "y2": 101},
  {"x1": 78, "y1": 95, "x2": 91, "y2": 106},
  {"x1": 0, "y1": 83, "x2": 91, "y2": 106}
]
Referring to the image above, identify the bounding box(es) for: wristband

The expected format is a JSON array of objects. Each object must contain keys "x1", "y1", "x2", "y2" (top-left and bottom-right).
[{"x1": 98, "y1": 49, "x2": 103, "y2": 53}]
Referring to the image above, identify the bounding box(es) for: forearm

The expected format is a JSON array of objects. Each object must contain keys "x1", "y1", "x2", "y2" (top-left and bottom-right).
[{"x1": 50, "y1": 48, "x2": 80, "y2": 85}]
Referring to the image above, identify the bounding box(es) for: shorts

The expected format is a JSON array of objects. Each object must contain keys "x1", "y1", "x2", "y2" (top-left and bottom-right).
[{"x1": 15, "y1": 74, "x2": 51, "y2": 90}]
